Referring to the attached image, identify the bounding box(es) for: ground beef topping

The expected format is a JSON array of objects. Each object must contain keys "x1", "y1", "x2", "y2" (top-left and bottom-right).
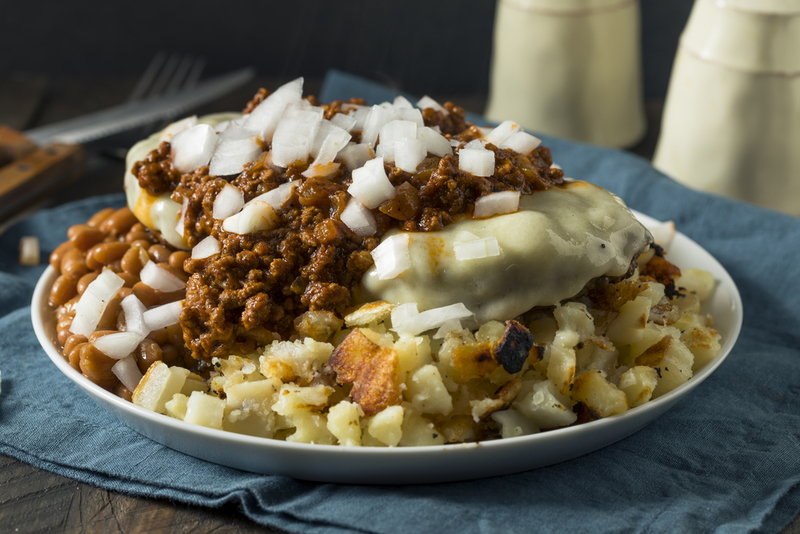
[{"x1": 132, "y1": 88, "x2": 567, "y2": 361}]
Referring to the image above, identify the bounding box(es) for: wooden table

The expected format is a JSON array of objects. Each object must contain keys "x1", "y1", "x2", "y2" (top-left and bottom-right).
[{"x1": 1, "y1": 74, "x2": 797, "y2": 534}]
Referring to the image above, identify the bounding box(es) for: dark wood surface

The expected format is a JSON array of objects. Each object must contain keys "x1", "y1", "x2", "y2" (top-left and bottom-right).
[{"x1": 1, "y1": 74, "x2": 797, "y2": 534}]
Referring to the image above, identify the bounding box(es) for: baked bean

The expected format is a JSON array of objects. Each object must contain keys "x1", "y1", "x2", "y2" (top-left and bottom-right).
[
  {"x1": 87, "y1": 207, "x2": 116, "y2": 228},
  {"x1": 63, "y1": 334, "x2": 87, "y2": 364},
  {"x1": 166, "y1": 323, "x2": 185, "y2": 348},
  {"x1": 116, "y1": 271, "x2": 138, "y2": 288},
  {"x1": 85, "y1": 241, "x2": 130, "y2": 270},
  {"x1": 125, "y1": 230, "x2": 151, "y2": 244},
  {"x1": 132, "y1": 281, "x2": 184, "y2": 307},
  {"x1": 96, "y1": 297, "x2": 122, "y2": 331},
  {"x1": 136, "y1": 339, "x2": 163, "y2": 373},
  {"x1": 161, "y1": 343, "x2": 181, "y2": 366},
  {"x1": 57, "y1": 318, "x2": 74, "y2": 346},
  {"x1": 99, "y1": 207, "x2": 137, "y2": 236},
  {"x1": 49, "y1": 241, "x2": 74, "y2": 272},
  {"x1": 77, "y1": 271, "x2": 99, "y2": 296},
  {"x1": 67, "y1": 224, "x2": 105, "y2": 251},
  {"x1": 146, "y1": 327, "x2": 170, "y2": 345},
  {"x1": 88, "y1": 329, "x2": 119, "y2": 342},
  {"x1": 68, "y1": 342, "x2": 86, "y2": 370},
  {"x1": 118, "y1": 287, "x2": 134, "y2": 299},
  {"x1": 49, "y1": 273, "x2": 80, "y2": 308},
  {"x1": 129, "y1": 239, "x2": 152, "y2": 250},
  {"x1": 79, "y1": 344, "x2": 118, "y2": 388},
  {"x1": 130, "y1": 222, "x2": 146, "y2": 233},
  {"x1": 158, "y1": 261, "x2": 189, "y2": 282},
  {"x1": 168, "y1": 250, "x2": 191, "y2": 271},
  {"x1": 121, "y1": 245, "x2": 149, "y2": 275},
  {"x1": 113, "y1": 383, "x2": 134, "y2": 402},
  {"x1": 147, "y1": 244, "x2": 172, "y2": 263},
  {"x1": 60, "y1": 248, "x2": 88, "y2": 279}
]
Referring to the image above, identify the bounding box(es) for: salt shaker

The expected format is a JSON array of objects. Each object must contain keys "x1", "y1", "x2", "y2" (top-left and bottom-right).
[
  {"x1": 654, "y1": 0, "x2": 800, "y2": 216},
  {"x1": 485, "y1": 0, "x2": 646, "y2": 148}
]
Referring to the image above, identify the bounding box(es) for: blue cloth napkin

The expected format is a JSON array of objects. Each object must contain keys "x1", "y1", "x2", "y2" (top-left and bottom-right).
[{"x1": 1, "y1": 70, "x2": 799, "y2": 534}]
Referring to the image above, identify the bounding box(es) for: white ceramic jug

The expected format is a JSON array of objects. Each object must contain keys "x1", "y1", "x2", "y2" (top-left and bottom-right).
[
  {"x1": 653, "y1": 0, "x2": 800, "y2": 216},
  {"x1": 485, "y1": 0, "x2": 646, "y2": 148}
]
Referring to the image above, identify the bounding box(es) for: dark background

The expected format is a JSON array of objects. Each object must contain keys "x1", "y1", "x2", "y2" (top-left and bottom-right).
[{"x1": 1, "y1": 0, "x2": 694, "y2": 101}]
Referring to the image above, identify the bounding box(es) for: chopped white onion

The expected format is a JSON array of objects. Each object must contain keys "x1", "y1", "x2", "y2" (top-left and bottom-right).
[
  {"x1": 378, "y1": 120, "x2": 417, "y2": 162},
  {"x1": 175, "y1": 195, "x2": 188, "y2": 238},
  {"x1": 341, "y1": 104, "x2": 370, "y2": 131},
  {"x1": 458, "y1": 147, "x2": 495, "y2": 177},
  {"x1": 370, "y1": 233, "x2": 411, "y2": 280},
  {"x1": 393, "y1": 95, "x2": 414, "y2": 109},
  {"x1": 140, "y1": 261, "x2": 186, "y2": 292},
  {"x1": 643, "y1": 220, "x2": 676, "y2": 247},
  {"x1": 391, "y1": 302, "x2": 474, "y2": 336},
  {"x1": 330, "y1": 112, "x2": 358, "y2": 132},
  {"x1": 93, "y1": 331, "x2": 144, "y2": 359},
  {"x1": 209, "y1": 125, "x2": 261, "y2": 176},
  {"x1": 473, "y1": 191, "x2": 521, "y2": 218},
  {"x1": 170, "y1": 124, "x2": 218, "y2": 173},
  {"x1": 416, "y1": 95, "x2": 449, "y2": 115},
  {"x1": 112, "y1": 355, "x2": 144, "y2": 392},
  {"x1": 213, "y1": 183, "x2": 245, "y2": 220},
  {"x1": 302, "y1": 162, "x2": 340, "y2": 178},
  {"x1": 464, "y1": 139, "x2": 485, "y2": 149},
  {"x1": 271, "y1": 105, "x2": 324, "y2": 167},
  {"x1": 160, "y1": 115, "x2": 197, "y2": 142},
  {"x1": 249, "y1": 179, "x2": 297, "y2": 209},
  {"x1": 394, "y1": 137, "x2": 426, "y2": 173},
  {"x1": 454, "y1": 236, "x2": 502, "y2": 261},
  {"x1": 121, "y1": 294, "x2": 149, "y2": 337},
  {"x1": 222, "y1": 200, "x2": 280, "y2": 234},
  {"x1": 243, "y1": 77, "x2": 304, "y2": 141},
  {"x1": 340, "y1": 198, "x2": 377, "y2": 236},
  {"x1": 416, "y1": 126, "x2": 453, "y2": 157},
  {"x1": 433, "y1": 318, "x2": 463, "y2": 339},
  {"x1": 361, "y1": 104, "x2": 396, "y2": 147},
  {"x1": 500, "y1": 131, "x2": 542, "y2": 154},
  {"x1": 399, "y1": 107, "x2": 424, "y2": 127},
  {"x1": 69, "y1": 270, "x2": 125, "y2": 336},
  {"x1": 348, "y1": 157, "x2": 396, "y2": 209},
  {"x1": 143, "y1": 300, "x2": 183, "y2": 331},
  {"x1": 483, "y1": 120, "x2": 521, "y2": 146},
  {"x1": 309, "y1": 121, "x2": 351, "y2": 166},
  {"x1": 192, "y1": 235, "x2": 221, "y2": 259},
  {"x1": 339, "y1": 143, "x2": 374, "y2": 171}
]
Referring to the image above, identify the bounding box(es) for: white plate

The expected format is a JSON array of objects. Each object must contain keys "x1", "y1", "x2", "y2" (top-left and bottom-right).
[{"x1": 31, "y1": 211, "x2": 743, "y2": 484}]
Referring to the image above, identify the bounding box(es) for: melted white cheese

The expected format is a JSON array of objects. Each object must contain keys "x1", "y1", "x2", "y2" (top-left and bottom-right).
[
  {"x1": 124, "y1": 113, "x2": 239, "y2": 249},
  {"x1": 360, "y1": 181, "x2": 652, "y2": 323}
]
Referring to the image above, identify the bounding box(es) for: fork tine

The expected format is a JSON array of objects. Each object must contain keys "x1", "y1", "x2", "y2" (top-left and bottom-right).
[
  {"x1": 146, "y1": 52, "x2": 182, "y2": 99},
  {"x1": 127, "y1": 51, "x2": 167, "y2": 102},
  {"x1": 164, "y1": 55, "x2": 196, "y2": 95},
  {"x1": 183, "y1": 56, "x2": 207, "y2": 90}
]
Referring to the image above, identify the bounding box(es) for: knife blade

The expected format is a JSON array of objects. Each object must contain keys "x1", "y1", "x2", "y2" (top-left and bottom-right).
[{"x1": 23, "y1": 67, "x2": 256, "y2": 145}]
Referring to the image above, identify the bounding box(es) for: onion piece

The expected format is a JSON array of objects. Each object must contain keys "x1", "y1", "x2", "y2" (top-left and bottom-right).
[
  {"x1": 330, "y1": 112, "x2": 358, "y2": 132},
  {"x1": 69, "y1": 270, "x2": 125, "y2": 337},
  {"x1": 500, "y1": 131, "x2": 542, "y2": 154},
  {"x1": 209, "y1": 125, "x2": 261, "y2": 176},
  {"x1": 378, "y1": 120, "x2": 417, "y2": 162},
  {"x1": 370, "y1": 233, "x2": 411, "y2": 280},
  {"x1": 213, "y1": 183, "x2": 245, "y2": 220},
  {"x1": 170, "y1": 124, "x2": 217, "y2": 173},
  {"x1": 249, "y1": 179, "x2": 298, "y2": 209},
  {"x1": 309, "y1": 121, "x2": 351, "y2": 166},
  {"x1": 416, "y1": 95, "x2": 449, "y2": 115},
  {"x1": 175, "y1": 195, "x2": 189, "y2": 238},
  {"x1": 643, "y1": 219, "x2": 676, "y2": 247},
  {"x1": 112, "y1": 355, "x2": 144, "y2": 392},
  {"x1": 243, "y1": 77, "x2": 304, "y2": 141},
  {"x1": 458, "y1": 147, "x2": 495, "y2": 177},
  {"x1": 416, "y1": 126, "x2": 452, "y2": 157},
  {"x1": 160, "y1": 115, "x2": 198, "y2": 142},
  {"x1": 192, "y1": 235, "x2": 221, "y2": 259},
  {"x1": 339, "y1": 143, "x2": 374, "y2": 171},
  {"x1": 143, "y1": 300, "x2": 183, "y2": 331},
  {"x1": 348, "y1": 157, "x2": 396, "y2": 209},
  {"x1": 340, "y1": 198, "x2": 377, "y2": 236},
  {"x1": 361, "y1": 104, "x2": 396, "y2": 147},
  {"x1": 391, "y1": 302, "x2": 475, "y2": 336},
  {"x1": 433, "y1": 318, "x2": 463, "y2": 339},
  {"x1": 393, "y1": 95, "x2": 414, "y2": 109},
  {"x1": 271, "y1": 105, "x2": 324, "y2": 167},
  {"x1": 399, "y1": 107, "x2": 424, "y2": 127},
  {"x1": 140, "y1": 261, "x2": 186, "y2": 292},
  {"x1": 121, "y1": 294, "x2": 149, "y2": 337},
  {"x1": 302, "y1": 162, "x2": 340, "y2": 178},
  {"x1": 93, "y1": 331, "x2": 144, "y2": 359},
  {"x1": 483, "y1": 120, "x2": 521, "y2": 146},
  {"x1": 394, "y1": 138, "x2": 426, "y2": 173},
  {"x1": 222, "y1": 200, "x2": 280, "y2": 234},
  {"x1": 474, "y1": 191, "x2": 521, "y2": 218},
  {"x1": 454, "y1": 236, "x2": 502, "y2": 261}
]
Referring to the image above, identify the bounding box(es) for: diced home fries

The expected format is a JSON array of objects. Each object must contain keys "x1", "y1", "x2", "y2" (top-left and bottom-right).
[{"x1": 133, "y1": 263, "x2": 721, "y2": 446}]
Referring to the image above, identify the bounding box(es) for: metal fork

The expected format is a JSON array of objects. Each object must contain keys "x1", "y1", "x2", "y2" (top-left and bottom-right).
[{"x1": 103, "y1": 52, "x2": 206, "y2": 158}]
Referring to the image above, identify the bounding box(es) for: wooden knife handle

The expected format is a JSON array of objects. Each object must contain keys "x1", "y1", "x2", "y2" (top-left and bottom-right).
[{"x1": 0, "y1": 131, "x2": 85, "y2": 222}]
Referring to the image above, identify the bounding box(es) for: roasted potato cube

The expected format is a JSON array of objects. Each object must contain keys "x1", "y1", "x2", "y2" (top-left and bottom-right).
[{"x1": 571, "y1": 370, "x2": 629, "y2": 418}]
